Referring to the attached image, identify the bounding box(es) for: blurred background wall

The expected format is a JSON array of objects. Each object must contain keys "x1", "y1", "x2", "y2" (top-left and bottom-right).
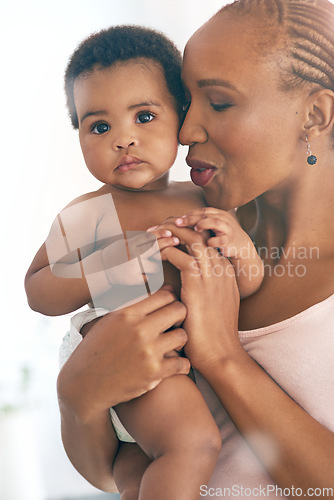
[{"x1": 0, "y1": 0, "x2": 232, "y2": 498}]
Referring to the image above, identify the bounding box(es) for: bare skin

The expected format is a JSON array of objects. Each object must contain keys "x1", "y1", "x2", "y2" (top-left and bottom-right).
[
  {"x1": 158, "y1": 11, "x2": 334, "y2": 496},
  {"x1": 57, "y1": 288, "x2": 191, "y2": 493},
  {"x1": 58, "y1": 9, "x2": 334, "y2": 498},
  {"x1": 27, "y1": 60, "x2": 227, "y2": 499}
]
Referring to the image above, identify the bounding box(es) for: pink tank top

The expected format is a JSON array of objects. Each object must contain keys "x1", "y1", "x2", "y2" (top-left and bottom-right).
[{"x1": 195, "y1": 293, "x2": 334, "y2": 498}]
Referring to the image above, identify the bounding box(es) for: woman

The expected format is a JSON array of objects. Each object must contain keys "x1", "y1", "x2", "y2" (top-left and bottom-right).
[{"x1": 57, "y1": 0, "x2": 334, "y2": 497}]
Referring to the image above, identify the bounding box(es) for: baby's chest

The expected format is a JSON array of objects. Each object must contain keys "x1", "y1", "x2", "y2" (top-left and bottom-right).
[
  {"x1": 99, "y1": 191, "x2": 205, "y2": 235},
  {"x1": 96, "y1": 193, "x2": 204, "y2": 296}
]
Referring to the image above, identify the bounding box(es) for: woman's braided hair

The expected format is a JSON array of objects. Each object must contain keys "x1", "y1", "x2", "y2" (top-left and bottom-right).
[{"x1": 220, "y1": 0, "x2": 334, "y2": 93}]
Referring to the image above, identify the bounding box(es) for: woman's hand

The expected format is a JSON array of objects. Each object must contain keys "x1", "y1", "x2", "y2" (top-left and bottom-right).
[
  {"x1": 173, "y1": 208, "x2": 264, "y2": 299},
  {"x1": 174, "y1": 208, "x2": 254, "y2": 259},
  {"x1": 149, "y1": 220, "x2": 241, "y2": 374},
  {"x1": 57, "y1": 286, "x2": 189, "y2": 424}
]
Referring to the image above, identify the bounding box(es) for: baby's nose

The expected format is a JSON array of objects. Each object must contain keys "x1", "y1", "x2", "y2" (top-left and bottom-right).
[{"x1": 112, "y1": 132, "x2": 137, "y2": 150}]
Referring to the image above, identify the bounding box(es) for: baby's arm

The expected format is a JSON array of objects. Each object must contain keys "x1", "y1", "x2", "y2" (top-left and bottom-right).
[
  {"x1": 25, "y1": 193, "x2": 113, "y2": 315},
  {"x1": 25, "y1": 242, "x2": 92, "y2": 315},
  {"x1": 25, "y1": 193, "x2": 178, "y2": 315},
  {"x1": 174, "y1": 208, "x2": 264, "y2": 299}
]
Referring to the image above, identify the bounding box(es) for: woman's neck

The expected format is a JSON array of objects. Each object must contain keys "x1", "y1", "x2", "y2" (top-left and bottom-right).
[{"x1": 254, "y1": 161, "x2": 334, "y2": 258}]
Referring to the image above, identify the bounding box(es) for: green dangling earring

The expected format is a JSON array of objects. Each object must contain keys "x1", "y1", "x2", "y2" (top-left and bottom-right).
[{"x1": 306, "y1": 135, "x2": 317, "y2": 165}]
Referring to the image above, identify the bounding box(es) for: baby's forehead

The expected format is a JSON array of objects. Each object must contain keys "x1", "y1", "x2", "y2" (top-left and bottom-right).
[
  {"x1": 78, "y1": 58, "x2": 166, "y2": 84},
  {"x1": 73, "y1": 59, "x2": 177, "y2": 111}
]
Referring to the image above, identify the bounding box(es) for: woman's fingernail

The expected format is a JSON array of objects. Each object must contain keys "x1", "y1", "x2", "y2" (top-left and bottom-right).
[
  {"x1": 173, "y1": 237, "x2": 179, "y2": 244},
  {"x1": 175, "y1": 218, "x2": 184, "y2": 225},
  {"x1": 164, "y1": 230, "x2": 172, "y2": 237},
  {"x1": 147, "y1": 225, "x2": 158, "y2": 232}
]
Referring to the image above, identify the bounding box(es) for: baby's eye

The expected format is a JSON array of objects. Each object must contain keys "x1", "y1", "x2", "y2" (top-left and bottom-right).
[
  {"x1": 136, "y1": 112, "x2": 155, "y2": 124},
  {"x1": 91, "y1": 122, "x2": 110, "y2": 134}
]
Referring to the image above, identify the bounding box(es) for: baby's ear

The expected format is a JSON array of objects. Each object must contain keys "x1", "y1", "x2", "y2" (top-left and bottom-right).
[{"x1": 303, "y1": 88, "x2": 334, "y2": 140}]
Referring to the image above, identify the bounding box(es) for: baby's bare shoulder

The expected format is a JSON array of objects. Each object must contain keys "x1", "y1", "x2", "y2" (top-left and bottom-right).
[
  {"x1": 171, "y1": 181, "x2": 206, "y2": 203},
  {"x1": 48, "y1": 187, "x2": 121, "y2": 259},
  {"x1": 172, "y1": 180, "x2": 202, "y2": 191},
  {"x1": 56, "y1": 187, "x2": 119, "y2": 240},
  {"x1": 63, "y1": 185, "x2": 109, "y2": 209}
]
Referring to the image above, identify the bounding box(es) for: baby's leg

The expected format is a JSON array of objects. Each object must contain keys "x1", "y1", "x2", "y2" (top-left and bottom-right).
[
  {"x1": 115, "y1": 375, "x2": 221, "y2": 500},
  {"x1": 113, "y1": 442, "x2": 151, "y2": 500}
]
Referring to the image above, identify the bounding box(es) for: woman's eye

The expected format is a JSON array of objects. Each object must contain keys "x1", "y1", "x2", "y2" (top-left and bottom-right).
[
  {"x1": 136, "y1": 112, "x2": 154, "y2": 124},
  {"x1": 210, "y1": 102, "x2": 233, "y2": 112},
  {"x1": 91, "y1": 123, "x2": 110, "y2": 134}
]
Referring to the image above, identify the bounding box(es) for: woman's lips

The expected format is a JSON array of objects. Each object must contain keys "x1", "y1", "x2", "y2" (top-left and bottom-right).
[
  {"x1": 116, "y1": 156, "x2": 142, "y2": 172},
  {"x1": 186, "y1": 158, "x2": 217, "y2": 187}
]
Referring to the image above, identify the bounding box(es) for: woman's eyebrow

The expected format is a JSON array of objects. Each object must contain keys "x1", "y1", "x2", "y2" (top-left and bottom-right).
[{"x1": 197, "y1": 79, "x2": 238, "y2": 91}]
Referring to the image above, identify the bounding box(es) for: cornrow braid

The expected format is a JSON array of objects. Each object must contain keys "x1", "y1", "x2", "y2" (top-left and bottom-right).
[{"x1": 220, "y1": 0, "x2": 334, "y2": 92}]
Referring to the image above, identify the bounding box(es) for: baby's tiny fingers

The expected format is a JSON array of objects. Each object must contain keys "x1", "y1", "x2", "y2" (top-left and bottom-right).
[
  {"x1": 195, "y1": 217, "x2": 231, "y2": 234},
  {"x1": 174, "y1": 208, "x2": 225, "y2": 227},
  {"x1": 141, "y1": 236, "x2": 180, "y2": 264},
  {"x1": 157, "y1": 236, "x2": 180, "y2": 250},
  {"x1": 145, "y1": 228, "x2": 171, "y2": 237},
  {"x1": 175, "y1": 214, "x2": 203, "y2": 228},
  {"x1": 147, "y1": 216, "x2": 179, "y2": 233},
  {"x1": 207, "y1": 237, "x2": 237, "y2": 258}
]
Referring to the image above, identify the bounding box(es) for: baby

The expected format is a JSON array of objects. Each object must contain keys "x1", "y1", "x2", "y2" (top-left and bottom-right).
[{"x1": 25, "y1": 26, "x2": 264, "y2": 500}]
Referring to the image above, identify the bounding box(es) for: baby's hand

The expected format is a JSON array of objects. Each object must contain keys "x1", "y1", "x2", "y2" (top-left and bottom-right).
[
  {"x1": 175, "y1": 208, "x2": 254, "y2": 261},
  {"x1": 102, "y1": 230, "x2": 179, "y2": 286}
]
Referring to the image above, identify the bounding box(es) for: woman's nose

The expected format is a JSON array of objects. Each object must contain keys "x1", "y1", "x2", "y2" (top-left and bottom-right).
[{"x1": 179, "y1": 106, "x2": 208, "y2": 146}]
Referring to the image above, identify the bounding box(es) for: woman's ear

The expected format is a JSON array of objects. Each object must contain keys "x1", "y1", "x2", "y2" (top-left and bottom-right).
[{"x1": 303, "y1": 88, "x2": 334, "y2": 140}]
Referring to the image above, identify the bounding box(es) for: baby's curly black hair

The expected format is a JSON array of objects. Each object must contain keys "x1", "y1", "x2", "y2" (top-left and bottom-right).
[{"x1": 65, "y1": 25, "x2": 184, "y2": 129}]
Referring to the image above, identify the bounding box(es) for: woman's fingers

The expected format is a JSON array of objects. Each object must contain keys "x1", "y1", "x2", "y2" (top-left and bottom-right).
[
  {"x1": 146, "y1": 299, "x2": 187, "y2": 334},
  {"x1": 123, "y1": 286, "x2": 178, "y2": 316},
  {"x1": 137, "y1": 235, "x2": 179, "y2": 273},
  {"x1": 161, "y1": 243, "x2": 236, "y2": 289},
  {"x1": 161, "y1": 327, "x2": 188, "y2": 353},
  {"x1": 162, "y1": 355, "x2": 191, "y2": 379},
  {"x1": 121, "y1": 287, "x2": 187, "y2": 338},
  {"x1": 160, "y1": 246, "x2": 198, "y2": 274}
]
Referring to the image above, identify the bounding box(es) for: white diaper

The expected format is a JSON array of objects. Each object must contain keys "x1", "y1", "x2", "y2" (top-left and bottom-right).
[{"x1": 59, "y1": 308, "x2": 135, "y2": 443}]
